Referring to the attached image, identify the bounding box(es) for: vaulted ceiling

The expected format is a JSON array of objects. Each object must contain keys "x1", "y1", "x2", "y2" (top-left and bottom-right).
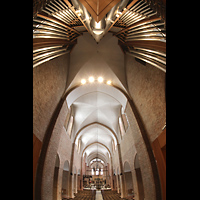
[{"x1": 33, "y1": 0, "x2": 166, "y2": 166}]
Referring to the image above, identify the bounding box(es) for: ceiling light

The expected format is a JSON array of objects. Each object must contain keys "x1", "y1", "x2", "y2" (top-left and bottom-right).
[
  {"x1": 89, "y1": 76, "x2": 94, "y2": 83},
  {"x1": 106, "y1": 80, "x2": 112, "y2": 85},
  {"x1": 98, "y1": 77, "x2": 103, "y2": 83},
  {"x1": 81, "y1": 79, "x2": 86, "y2": 84}
]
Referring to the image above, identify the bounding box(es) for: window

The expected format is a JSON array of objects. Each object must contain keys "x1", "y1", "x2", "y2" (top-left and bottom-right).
[
  {"x1": 66, "y1": 116, "x2": 73, "y2": 137},
  {"x1": 100, "y1": 168, "x2": 103, "y2": 175},
  {"x1": 122, "y1": 113, "x2": 129, "y2": 132},
  {"x1": 64, "y1": 106, "x2": 71, "y2": 130},
  {"x1": 112, "y1": 139, "x2": 116, "y2": 152},
  {"x1": 77, "y1": 137, "x2": 81, "y2": 153},
  {"x1": 91, "y1": 168, "x2": 94, "y2": 175},
  {"x1": 119, "y1": 117, "x2": 125, "y2": 137}
]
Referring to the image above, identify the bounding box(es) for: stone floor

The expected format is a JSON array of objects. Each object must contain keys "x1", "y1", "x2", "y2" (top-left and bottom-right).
[{"x1": 95, "y1": 190, "x2": 103, "y2": 200}]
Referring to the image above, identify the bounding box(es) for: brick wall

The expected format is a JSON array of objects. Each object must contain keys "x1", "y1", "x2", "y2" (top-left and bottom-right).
[
  {"x1": 33, "y1": 54, "x2": 70, "y2": 200},
  {"x1": 33, "y1": 53, "x2": 70, "y2": 142},
  {"x1": 125, "y1": 54, "x2": 166, "y2": 142}
]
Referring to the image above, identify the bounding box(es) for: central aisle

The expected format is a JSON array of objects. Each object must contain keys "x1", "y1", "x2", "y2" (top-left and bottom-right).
[{"x1": 95, "y1": 190, "x2": 103, "y2": 200}]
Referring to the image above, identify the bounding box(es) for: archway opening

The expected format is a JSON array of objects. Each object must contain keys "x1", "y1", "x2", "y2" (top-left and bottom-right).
[
  {"x1": 134, "y1": 154, "x2": 144, "y2": 200},
  {"x1": 124, "y1": 161, "x2": 134, "y2": 198},
  {"x1": 62, "y1": 160, "x2": 70, "y2": 199},
  {"x1": 53, "y1": 154, "x2": 60, "y2": 200}
]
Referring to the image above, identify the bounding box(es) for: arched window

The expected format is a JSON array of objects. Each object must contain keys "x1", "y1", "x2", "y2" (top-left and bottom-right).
[{"x1": 66, "y1": 115, "x2": 73, "y2": 137}]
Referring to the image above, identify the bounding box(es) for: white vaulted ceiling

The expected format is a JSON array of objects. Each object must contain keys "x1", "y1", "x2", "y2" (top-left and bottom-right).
[
  {"x1": 64, "y1": 29, "x2": 130, "y2": 163},
  {"x1": 73, "y1": 92, "x2": 121, "y2": 134}
]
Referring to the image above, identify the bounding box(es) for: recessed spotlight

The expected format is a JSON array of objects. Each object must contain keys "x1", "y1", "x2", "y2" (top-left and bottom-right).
[
  {"x1": 106, "y1": 80, "x2": 112, "y2": 85},
  {"x1": 98, "y1": 77, "x2": 104, "y2": 83},
  {"x1": 81, "y1": 79, "x2": 86, "y2": 84},
  {"x1": 89, "y1": 76, "x2": 94, "y2": 83}
]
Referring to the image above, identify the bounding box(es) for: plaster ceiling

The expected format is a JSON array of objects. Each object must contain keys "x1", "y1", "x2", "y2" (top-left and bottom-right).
[{"x1": 64, "y1": 32, "x2": 130, "y2": 161}]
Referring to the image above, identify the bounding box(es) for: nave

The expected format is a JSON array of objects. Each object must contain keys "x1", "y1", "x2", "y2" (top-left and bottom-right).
[
  {"x1": 33, "y1": 1, "x2": 166, "y2": 200},
  {"x1": 65, "y1": 189, "x2": 134, "y2": 200}
]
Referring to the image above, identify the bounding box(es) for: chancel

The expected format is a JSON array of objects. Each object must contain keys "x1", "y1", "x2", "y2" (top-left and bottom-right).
[{"x1": 33, "y1": 0, "x2": 166, "y2": 200}]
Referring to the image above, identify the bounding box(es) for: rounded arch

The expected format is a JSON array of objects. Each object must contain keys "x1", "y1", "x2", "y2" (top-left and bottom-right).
[
  {"x1": 74, "y1": 122, "x2": 119, "y2": 145},
  {"x1": 124, "y1": 161, "x2": 134, "y2": 197},
  {"x1": 63, "y1": 160, "x2": 70, "y2": 171},
  {"x1": 134, "y1": 154, "x2": 140, "y2": 169},
  {"x1": 87, "y1": 152, "x2": 108, "y2": 165},
  {"x1": 65, "y1": 83, "x2": 128, "y2": 110},
  {"x1": 124, "y1": 161, "x2": 131, "y2": 172},
  {"x1": 82, "y1": 141, "x2": 112, "y2": 157},
  {"x1": 62, "y1": 160, "x2": 70, "y2": 199}
]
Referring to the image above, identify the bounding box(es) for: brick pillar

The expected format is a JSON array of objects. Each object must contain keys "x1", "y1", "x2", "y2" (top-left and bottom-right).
[
  {"x1": 117, "y1": 143, "x2": 126, "y2": 198},
  {"x1": 110, "y1": 157, "x2": 114, "y2": 190},
  {"x1": 80, "y1": 156, "x2": 83, "y2": 190},
  {"x1": 69, "y1": 142, "x2": 75, "y2": 198}
]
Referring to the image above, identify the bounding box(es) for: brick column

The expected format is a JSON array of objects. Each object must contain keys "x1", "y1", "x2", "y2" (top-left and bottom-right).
[
  {"x1": 117, "y1": 143, "x2": 126, "y2": 198},
  {"x1": 110, "y1": 156, "x2": 114, "y2": 190},
  {"x1": 80, "y1": 156, "x2": 83, "y2": 190},
  {"x1": 69, "y1": 142, "x2": 75, "y2": 198}
]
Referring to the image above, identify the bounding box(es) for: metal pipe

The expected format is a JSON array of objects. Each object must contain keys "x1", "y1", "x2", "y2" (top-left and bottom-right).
[
  {"x1": 36, "y1": 14, "x2": 67, "y2": 29},
  {"x1": 134, "y1": 2, "x2": 146, "y2": 12},
  {"x1": 55, "y1": 0, "x2": 66, "y2": 10},
  {"x1": 33, "y1": 48, "x2": 67, "y2": 61},
  {"x1": 133, "y1": 46, "x2": 166, "y2": 57},
  {"x1": 33, "y1": 50, "x2": 70, "y2": 68},
  {"x1": 33, "y1": 24, "x2": 68, "y2": 35},
  {"x1": 128, "y1": 23, "x2": 165, "y2": 34},
  {"x1": 126, "y1": 15, "x2": 146, "y2": 26},
  {"x1": 58, "y1": 0, "x2": 68, "y2": 9},
  {"x1": 63, "y1": 10, "x2": 74, "y2": 21},
  {"x1": 126, "y1": 32, "x2": 165, "y2": 39},
  {"x1": 136, "y1": 4, "x2": 149, "y2": 13},
  {"x1": 126, "y1": 13, "x2": 143, "y2": 24},
  {"x1": 33, "y1": 45, "x2": 63, "y2": 54},
  {"x1": 125, "y1": 36, "x2": 166, "y2": 42},
  {"x1": 118, "y1": 0, "x2": 129, "y2": 12},
  {"x1": 121, "y1": 10, "x2": 133, "y2": 21},
  {"x1": 106, "y1": 3, "x2": 119, "y2": 21},
  {"x1": 57, "y1": 11, "x2": 71, "y2": 23},
  {"x1": 33, "y1": 28, "x2": 69, "y2": 37},
  {"x1": 52, "y1": 13, "x2": 70, "y2": 24},
  {"x1": 126, "y1": 21, "x2": 164, "y2": 34},
  {"x1": 50, "y1": 1, "x2": 62, "y2": 11},
  {"x1": 126, "y1": 52, "x2": 166, "y2": 73},
  {"x1": 44, "y1": 5, "x2": 55, "y2": 13},
  {"x1": 71, "y1": 0, "x2": 80, "y2": 10},
  {"x1": 123, "y1": 12, "x2": 139, "y2": 24},
  {"x1": 127, "y1": 28, "x2": 164, "y2": 37},
  {"x1": 130, "y1": 1, "x2": 142, "y2": 11},
  {"x1": 33, "y1": 18, "x2": 66, "y2": 32},
  {"x1": 129, "y1": 49, "x2": 166, "y2": 65},
  {"x1": 47, "y1": 4, "x2": 58, "y2": 13},
  {"x1": 33, "y1": 34, "x2": 70, "y2": 40}
]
